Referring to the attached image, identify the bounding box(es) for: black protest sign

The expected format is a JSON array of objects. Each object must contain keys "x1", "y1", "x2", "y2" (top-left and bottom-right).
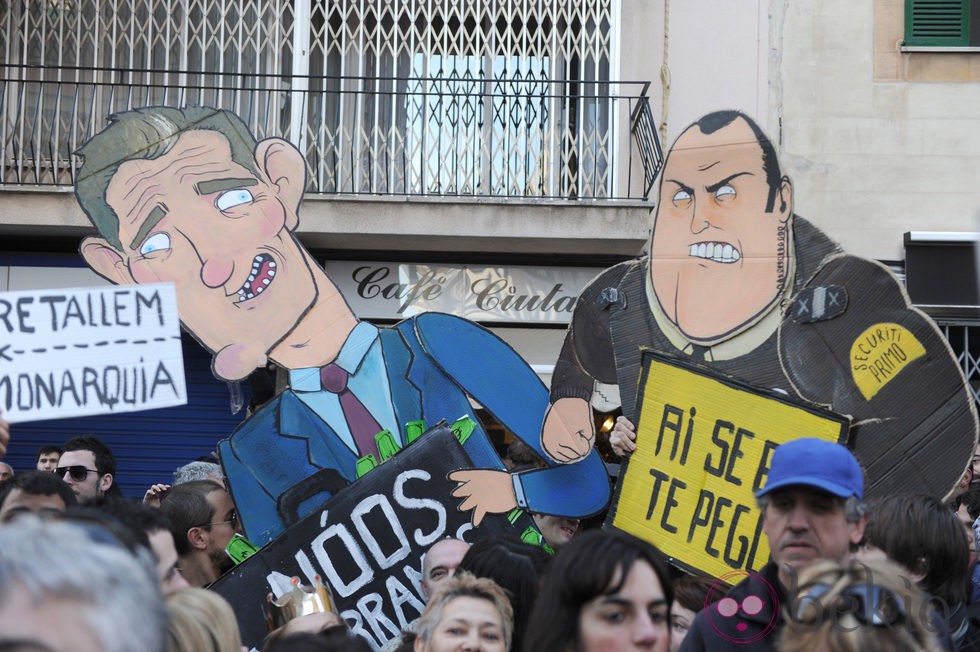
[{"x1": 211, "y1": 422, "x2": 540, "y2": 648}]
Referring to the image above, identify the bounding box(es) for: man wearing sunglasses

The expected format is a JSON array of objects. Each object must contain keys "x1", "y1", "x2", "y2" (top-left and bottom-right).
[
  {"x1": 680, "y1": 438, "x2": 869, "y2": 651},
  {"x1": 57, "y1": 435, "x2": 119, "y2": 504},
  {"x1": 161, "y1": 479, "x2": 243, "y2": 587}
]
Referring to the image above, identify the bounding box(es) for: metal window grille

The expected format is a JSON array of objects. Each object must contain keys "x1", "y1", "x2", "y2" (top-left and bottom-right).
[
  {"x1": 1, "y1": 0, "x2": 662, "y2": 200},
  {"x1": 937, "y1": 321, "x2": 980, "y2": 406}
]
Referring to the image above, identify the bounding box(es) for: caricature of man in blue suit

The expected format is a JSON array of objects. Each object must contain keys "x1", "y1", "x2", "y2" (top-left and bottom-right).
[{"x1": 74, "y1": 106, "x2": 610, "y2": 544}]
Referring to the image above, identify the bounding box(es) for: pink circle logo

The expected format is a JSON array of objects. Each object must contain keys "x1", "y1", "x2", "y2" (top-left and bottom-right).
[{"x1": 703, "y1": 570, "x2": 780, "y2": 645}]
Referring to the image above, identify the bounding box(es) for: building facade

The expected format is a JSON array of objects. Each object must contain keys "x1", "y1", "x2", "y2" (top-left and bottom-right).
[{"x1": 1, "y1": 0, "x2": 978, "y2": 487}]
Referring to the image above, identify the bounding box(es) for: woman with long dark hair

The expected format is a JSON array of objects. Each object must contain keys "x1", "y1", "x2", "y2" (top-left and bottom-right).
[{"x1": 524, "y1": 529, "x2": 672, "y2": 651}]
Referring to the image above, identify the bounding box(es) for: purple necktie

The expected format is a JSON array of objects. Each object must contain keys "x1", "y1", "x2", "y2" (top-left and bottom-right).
[{"x1": 320, "y1": 363, "x2": 382, "y2": 460}]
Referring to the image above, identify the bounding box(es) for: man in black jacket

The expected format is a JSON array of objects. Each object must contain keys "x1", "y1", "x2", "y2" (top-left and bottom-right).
[{"x1": 680, "y1": 437, "x2": 868, "y2": 651}]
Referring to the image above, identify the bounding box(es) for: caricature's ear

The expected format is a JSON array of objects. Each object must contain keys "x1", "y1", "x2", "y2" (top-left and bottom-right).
[
  {"x1": 777, "y1": 176, "x2": 793, "y2": 222},
  {"x1": 80, "y1": 236, "x2": 133, "y2": 286},
  {"x1": 255, "y1": 137, "x2": 306, "y2": 230}
]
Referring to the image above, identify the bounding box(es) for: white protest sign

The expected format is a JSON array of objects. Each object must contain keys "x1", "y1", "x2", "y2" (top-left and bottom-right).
[{"x1": 0, "y1": 283, "x2": 186, "y2": 423}]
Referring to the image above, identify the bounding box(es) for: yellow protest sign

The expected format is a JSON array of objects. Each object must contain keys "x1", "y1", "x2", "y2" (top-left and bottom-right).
[{"x1": 610, "y1": 351, "x2": 848, "y2": 578}]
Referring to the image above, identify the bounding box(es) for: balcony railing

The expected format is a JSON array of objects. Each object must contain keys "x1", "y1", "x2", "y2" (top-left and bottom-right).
[{"x1": 0, "y1": 65, "x2": 662, "y2": 201}]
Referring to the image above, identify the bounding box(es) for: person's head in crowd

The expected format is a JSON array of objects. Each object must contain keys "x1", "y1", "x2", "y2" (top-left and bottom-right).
[
  {"x1": 59, "y1": 435, "x2": 119, "y2": 503},
  {"x1": 859, "y1": 493, "x2": 969, "y2": 608},
  {"x1": 530, "y1": 512, "x2": 580, "y2": 550},
  {"x1": 421, "y1": 537, "x2": 471, "y2": 600},
  {"x1": 525, "y1": 529, "x2": 672, "y2": 652},
  {"x1": 0, "y1": 462, "x2": 12, "y2": 482},
  {"x1": 954, "y1": 485, "x2": 980, "y2": 560},
  {"x1": 972, "y1": 443, "x2": 980, "y2": 485},
  {"x1": 263, "y1": 626, "x2": 373, "y2": 652},
  {"x1": 756, "y1": 438, "x2": 868, "y2": 590},
  {"x1": 953, "y1": 463, "x2": 975, "y2": 500},
  {"x1": 0, "y1": 471, "x2": 77, "y2": 523},
  {"x1": 173, "y1": 460, "x2": 224, "y2": 485},
  {"x1": 90, "y1": 497, "x2": 189, "y2": 596},
  {"x1": 247, "y1": 362, "x2": 279, "y2": 417},
  {"x1": 414, "y1": 571, "x2": 513, "y2": 652},
  {"x1": 35, "y1": 445, "x2": 61, "y2": 473},
  {"x1": 166, "y1": 587, "x2": 242, "y2": 652},
  {"x1": 0, "y1": 515, "x2": 166, "y2": 652},
  {"x1": 457, "y1": 537, "x2": 551, "y2": 652},
  {"x1": 669, "y1": 575, "x2": 717, "y2": 652},
  {"x1": 503, "y1": 440, "x2": 542, "y2": 470},
  {"x1": 160, "y1": 480, "x2": 241, "y2": 587},
  {"x1": 777, "y1": 558, "x2": 944, "y2": 652}
]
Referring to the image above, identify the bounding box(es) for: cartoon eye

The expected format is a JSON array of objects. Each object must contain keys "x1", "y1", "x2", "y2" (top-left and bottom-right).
[
  {"x1": 716, "y1": 597, "x2": 739, "y2": 618},
  {"x1": 672, "y1": 189, "x2": 692, "y2": 208},
  {"x1": 742, "y1": 595, "x2": 764, "y2": 616},
  {"x1": 139, "y1": 232, "x2": 171, "y2": 255},
  {"x1": 715, "y1": 184, "x2": 736, "y2": 201},
  {"x1": 216, "y1": 189, "x2": 254, "y2": 211}
]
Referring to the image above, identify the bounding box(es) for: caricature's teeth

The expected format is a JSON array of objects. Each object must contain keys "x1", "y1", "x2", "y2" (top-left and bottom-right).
[
  {"x1": 689, "y1": 242, "x2": 740, "y2": 264},
  {"x1": 236, "y1": 253, "x2": 276, "y2": 302}
]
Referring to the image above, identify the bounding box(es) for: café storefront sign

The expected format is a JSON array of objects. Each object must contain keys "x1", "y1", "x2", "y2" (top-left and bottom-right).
[{"x1": 323, "y1": 261, "x2": 600, "y2": 324}]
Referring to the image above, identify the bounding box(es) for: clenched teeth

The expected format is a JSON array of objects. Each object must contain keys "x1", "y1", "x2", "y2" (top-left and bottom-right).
[{"x1": 689, "y1": 242, "x2": 740, "y2": 263}]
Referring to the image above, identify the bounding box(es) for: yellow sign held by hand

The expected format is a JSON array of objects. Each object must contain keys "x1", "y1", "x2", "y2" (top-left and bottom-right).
[{"x1": 610, "y1": 351, "x2": 849, "y2": 579}]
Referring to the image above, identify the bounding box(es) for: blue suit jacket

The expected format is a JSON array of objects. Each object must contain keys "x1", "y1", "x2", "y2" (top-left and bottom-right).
[{"x1": 219, "y1": 313, "x2": 611, "y2": 544}]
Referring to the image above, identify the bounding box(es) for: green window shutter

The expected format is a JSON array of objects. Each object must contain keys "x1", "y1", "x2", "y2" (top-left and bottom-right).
[{"x1": 905, "y1": 0, "x2": 969, "y2": 46}]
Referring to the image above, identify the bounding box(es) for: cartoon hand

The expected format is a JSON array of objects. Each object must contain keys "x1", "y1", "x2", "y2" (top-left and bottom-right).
[
  {"x1": 449, "y1": 469, "x2": 518, "y2": 527},
  {"x1": 609, "y1": 416, "x2": 636, "y2": 457},
  {"x1": 143, "y1": 483, "x2": 171, "y2": 508},
  {"x1": 0, "y1": 409, "x2": 9, "y2": 457},
  {"x1": 540, "y1": 397, "x2": 595, "y2": 463}
]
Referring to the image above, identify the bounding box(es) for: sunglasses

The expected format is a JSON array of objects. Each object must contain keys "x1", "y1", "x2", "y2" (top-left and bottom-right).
[
  {"x1": 795, "y1": 581, "x2": 907, "y2": 627},
  {"x1": 56, "y1": 465, "x2": 99, "y2": 482},
  {"x1": 201, "y1": 509, "x2": 239, "y2": 530}
]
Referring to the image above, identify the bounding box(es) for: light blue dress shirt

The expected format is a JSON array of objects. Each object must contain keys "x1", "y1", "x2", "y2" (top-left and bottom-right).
[{"x1": 289, "y1": 321, "x2": 399, "y2": 454}]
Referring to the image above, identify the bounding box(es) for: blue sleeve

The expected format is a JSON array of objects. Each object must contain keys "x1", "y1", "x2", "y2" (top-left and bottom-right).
[{"x1": 412, "y1": 312, "x2": 610, "y2": 518}]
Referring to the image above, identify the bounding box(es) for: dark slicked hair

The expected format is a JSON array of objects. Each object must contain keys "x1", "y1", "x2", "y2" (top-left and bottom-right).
[
  {"x1": 35, "y1": 444, "x2": 62, "y2": 461},
  {"x1": 864, "y1": 493, "x2": 968, "y2": 605},
  {"x1": 672, "y1": 574, "x2": 719, "y2": 613},
  {"x1": 458, "y1": 537, "x2": 551, "y2": 652},
  {"x1": 88, "y1": 496, "x2": 173, "y2": 553},
  {"x1": 75, "y1": 106, "x2": 261, "y2": 249},
  {"x1": 524, "y1": 529, "x2": 673, "y2": 651},
  {"x1": 160, "y1": 479, "x2": 223, "y2": 555},
  {"x1": 0, "y1": 470, "x2": 77, "y2": 511},
  {"x1": 63, "y1": 435, "x2": 116, "y2": 477},
  {"x1": 679, "y1": 110, "x2": 785, "y2": 213}
]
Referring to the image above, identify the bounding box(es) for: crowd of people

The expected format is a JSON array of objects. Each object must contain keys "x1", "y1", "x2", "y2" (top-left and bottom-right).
[{"x1": 1, "y1": 405, "x2": 979, "y2": 652}]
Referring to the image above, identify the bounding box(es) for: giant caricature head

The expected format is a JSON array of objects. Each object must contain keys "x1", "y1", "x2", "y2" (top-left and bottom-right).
[
  {"x1": 650, "y1": 111, "x2": 794, "y2": 345},
  {"x1": 75, "y1": 107, "x2": 315, "y2": 381}
]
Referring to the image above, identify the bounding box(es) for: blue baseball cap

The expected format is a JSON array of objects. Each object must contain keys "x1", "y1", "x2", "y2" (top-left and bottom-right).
[{"x1": 756, "y1": 438, "x2": 864, "y2": 500}]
